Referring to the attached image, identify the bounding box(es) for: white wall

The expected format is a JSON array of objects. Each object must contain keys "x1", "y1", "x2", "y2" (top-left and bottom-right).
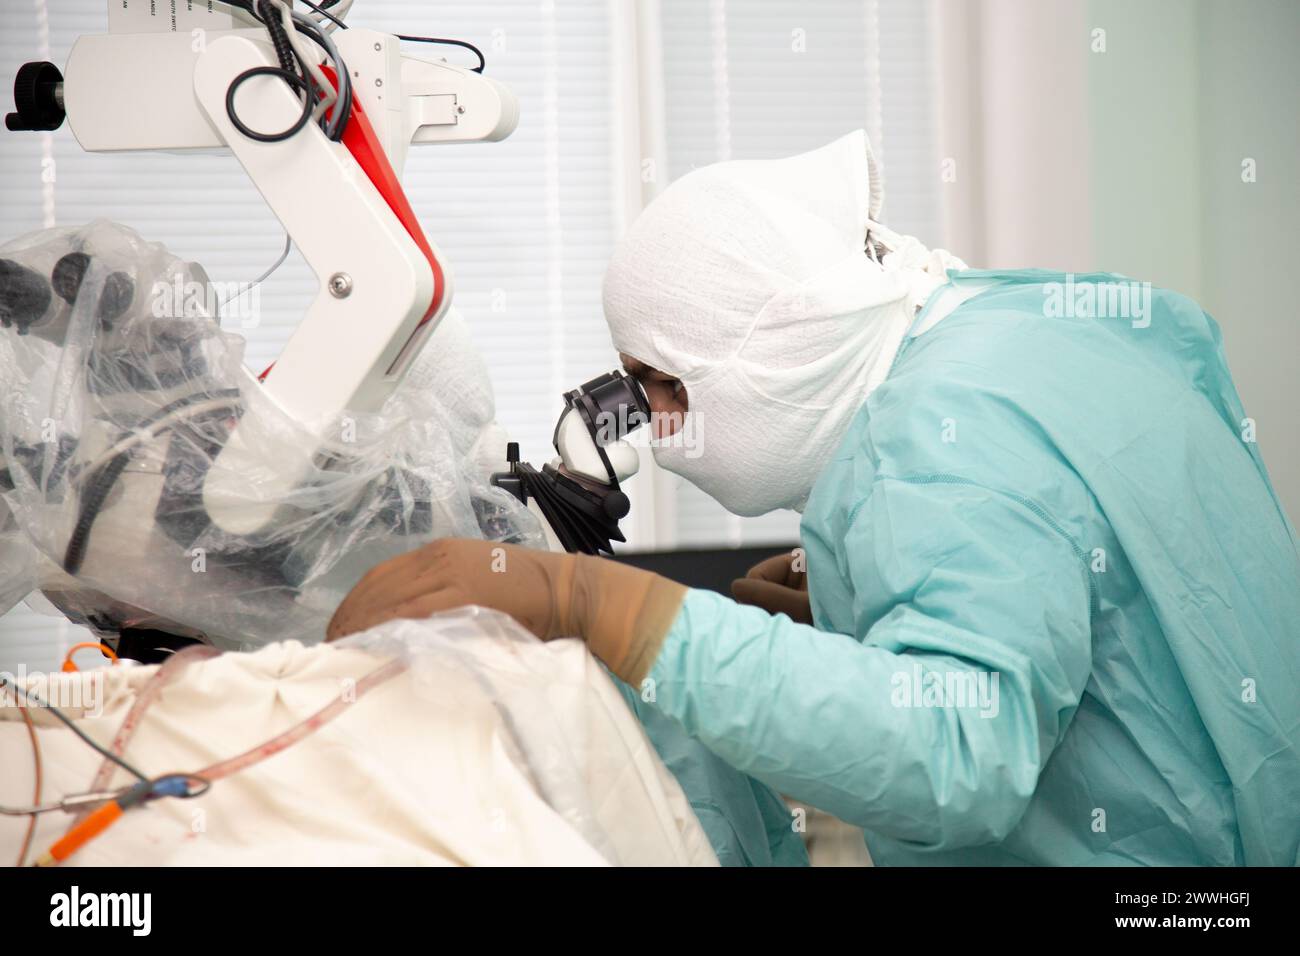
[
  {"x1": 1087, "y1": 0, "x2": 1299, "y2": 523},
  {"x1": 937, "y1": 0, "x2": 1299, "y2": 523},
  {"x1": 1192, "y1": 0, "x2": 1299, "y2": 525}
]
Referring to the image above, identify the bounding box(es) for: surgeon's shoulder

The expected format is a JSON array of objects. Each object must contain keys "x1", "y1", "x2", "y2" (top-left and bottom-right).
[{"x1": 851, "y1": 324, "x2": 1077, "y2": 495}]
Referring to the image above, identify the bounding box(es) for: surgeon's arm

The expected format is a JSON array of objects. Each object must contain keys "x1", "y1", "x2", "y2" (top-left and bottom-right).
[{"x1": 643, "y1": 478, "x2": 1093, "y2": 849}]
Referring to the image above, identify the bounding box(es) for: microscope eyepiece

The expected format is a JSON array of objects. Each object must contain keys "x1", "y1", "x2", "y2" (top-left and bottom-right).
[
  {"x1": 52, "y1": 252, "x2": 135, "y2": 325},
  {"x1": 564, "y1": 368, "x2": 650, "y2": 445}
]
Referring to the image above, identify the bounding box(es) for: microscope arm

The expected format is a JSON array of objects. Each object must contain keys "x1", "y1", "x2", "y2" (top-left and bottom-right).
[{"x1": 19, "y1": 25, "x2": 519, "y2": 535}]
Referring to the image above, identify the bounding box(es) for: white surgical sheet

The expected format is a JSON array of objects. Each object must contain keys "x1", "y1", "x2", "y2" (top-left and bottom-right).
[{"x1": 0, "y1": 608, "x2": 718, "y2": 866}]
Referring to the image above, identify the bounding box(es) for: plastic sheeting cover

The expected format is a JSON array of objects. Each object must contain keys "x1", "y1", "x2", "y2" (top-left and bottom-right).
[{"x1": 0, "y1": 220, "x2": 542, "y2": 649}]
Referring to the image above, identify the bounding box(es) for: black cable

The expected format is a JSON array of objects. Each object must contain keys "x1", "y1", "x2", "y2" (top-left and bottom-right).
[
  {"x1": 289, "y1": 0, "x2": 488, "y2": 73},
  {"x1": 0, "y1": 674, "x2": 150, "y2": 784},
  {"x1": 396, "y1": 35, "x2": 486, "y2": 73},
  {"x1": 215, "y1": 0, "x2": 351, "y2": 142},
  {"x1": 225, "y1": 65, "x2": 315, "y2": 143},
  {"x1": 224, "y1": 0, "x2": 314, "y2": 142},
  {"x1": 294, "y1": 0, "x2": 347, "y2": 31},
  {"x1": 258, "y1": 0, "x2": 297, "y2": 72},
  {"x1": 62, "y1": 444, "x2": 133, "y2": 576},
  {"x1": 63, "y1": 389, "x2": 242, "y2": 576}
]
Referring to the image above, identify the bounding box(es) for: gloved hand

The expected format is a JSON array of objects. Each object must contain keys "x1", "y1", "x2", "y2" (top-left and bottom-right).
[
  {"x1": 730, "y1": 550, "x2": 813, "y2": 625},
  {"x1": 327, "y1": 538, "x2": 687, "y2": 684}
]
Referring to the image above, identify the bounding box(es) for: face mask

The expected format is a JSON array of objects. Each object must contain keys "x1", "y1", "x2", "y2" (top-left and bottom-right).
[
  {"x1": 645, "y1": 257, "x2": 915, "y2": 515},
  {"x1": 604, "y1": 130, "x2": 964, "y2": 516}
]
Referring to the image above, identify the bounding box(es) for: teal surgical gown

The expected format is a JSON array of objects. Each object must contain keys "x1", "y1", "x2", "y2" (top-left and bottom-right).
[{"x1": 635, "y1": 270, "x2": 1300, "y2": 866}]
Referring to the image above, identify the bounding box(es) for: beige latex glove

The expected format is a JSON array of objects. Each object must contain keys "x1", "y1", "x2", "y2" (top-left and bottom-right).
[
  {"x1": 730, "y1": 550, "x2": 813, "y2": 625},
  {"x1": 327, "y1": 539, "x2": 687, "y2": 685}
]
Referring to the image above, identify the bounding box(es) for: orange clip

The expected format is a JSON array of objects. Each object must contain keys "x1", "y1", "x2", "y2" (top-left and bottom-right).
[{"x1": 61, "y1": 642, "x2": 118, "y2": 673}]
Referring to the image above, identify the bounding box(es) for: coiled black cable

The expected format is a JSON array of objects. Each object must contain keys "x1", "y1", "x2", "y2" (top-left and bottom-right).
[
  {"x1": 225, "y1": 65, "x2": 314, "y2": 143},
  {"x1": 258, "y1": 0, "x2": 296, "y2": 72},
  {"x1": 222, "y1": 0, "x2": 351, "y2": 143}
]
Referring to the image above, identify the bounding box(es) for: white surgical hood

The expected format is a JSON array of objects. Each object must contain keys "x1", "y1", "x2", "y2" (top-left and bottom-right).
[{"x1": 602, "y1": 130, "x2": 965, "y2": 515}]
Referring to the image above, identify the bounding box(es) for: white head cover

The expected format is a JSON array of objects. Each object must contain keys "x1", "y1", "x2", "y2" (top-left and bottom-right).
[{"x1": 602, "y1": 130, "x2": 965, "y2": 516}]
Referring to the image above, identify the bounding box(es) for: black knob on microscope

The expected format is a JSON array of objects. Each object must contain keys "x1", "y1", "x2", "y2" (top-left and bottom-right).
[
  {"x1": 51, "y1": 252, "x2": 135, "y2": 325},
  {"x1": 6, "y1": 61, "x2": 65, "y2": 132},
  {"x1": 0, "y1": 259, "x2": 53, "y2": 334},
  {"x1": 602, "y1": 489, "x2": 631, "y2": 521}
]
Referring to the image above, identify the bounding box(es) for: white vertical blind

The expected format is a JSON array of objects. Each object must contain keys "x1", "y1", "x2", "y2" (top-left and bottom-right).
[{"x1": 0, "y1": 0, "x2": 943, "y2": 667}]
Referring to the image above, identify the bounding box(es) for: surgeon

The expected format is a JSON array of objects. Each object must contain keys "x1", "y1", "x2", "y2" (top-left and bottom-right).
[{"x1": 329, "y1": 131, "x2": 1300, "y2": 866}]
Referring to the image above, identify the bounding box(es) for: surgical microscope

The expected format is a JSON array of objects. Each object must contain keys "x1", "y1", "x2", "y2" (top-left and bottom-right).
[{"x1": 0, "y1": 1, "x2": 647, "y2": 660}]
